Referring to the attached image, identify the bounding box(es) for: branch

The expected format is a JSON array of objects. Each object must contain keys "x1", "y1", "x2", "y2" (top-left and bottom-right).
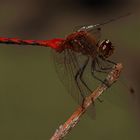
[{"x1": 50, "y1": 63, "x2": 123, "y2": 140}]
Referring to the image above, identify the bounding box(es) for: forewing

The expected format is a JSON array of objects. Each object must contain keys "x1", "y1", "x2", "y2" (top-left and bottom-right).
[
  {"x1": 51, "y1": 49, "x2": 96, "y2": 119},
  {"x1": 52, "y1": 49, "x2": 87, "y2": 104},
  {"x1": 74, "y1": 24, "x2": 101, "y2": 43},
  {"x1": 95, "y1": 57, "x2": 134, "y2": 110}
]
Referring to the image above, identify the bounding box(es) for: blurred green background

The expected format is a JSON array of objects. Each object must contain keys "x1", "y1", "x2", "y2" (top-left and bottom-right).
[{"x1": 0, "y1": 0, "x2": 140, "y2": 140}]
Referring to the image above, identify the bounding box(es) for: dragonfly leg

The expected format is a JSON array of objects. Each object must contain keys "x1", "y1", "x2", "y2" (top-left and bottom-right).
[
  {"x1": 106, "y1": 59, "x2": 117, "y2": 65},
  {"x1": 97, "y1": 56, "x2": 116, "y2": 67},
  {"x1": 97, "y1": 97, "x2": 104, "y2": 103},
  {"x1": 79, "y1": 57, "x2": 92, "y2": 92},
  {"x1": 95, "y1": 58, "x2": 113, "y2": 73},
  {"x1": 75, "y1": 68, "x2": 85, "y2": 99},
  {"x1": 91, "y1": 60, "x2": 110, "y2": 87},
  {"x1": 79, "y1": 57, "x2": 103, "y2": 103}
]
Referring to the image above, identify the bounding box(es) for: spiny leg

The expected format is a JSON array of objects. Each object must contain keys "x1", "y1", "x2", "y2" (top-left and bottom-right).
[
  {"x1": 65, "y1": 50, "x2": 84, "y2": 105},
  {"x1": 93, "y1": 58, "x2": 115, "y2": 79},
  {"x1": 102, "y1": 58, "x2": 117, "y2": 65},
  {"x1": 75, "y1": 67, "x2": 85, "y2": 99},
  {"x1": 75, "y1": 57, "x2": 94, "y2": 106},
  {"x1": 66, "y1": 51, "x2": 84, "y2": 104},
  {"x1": 78, "y1": 58, "x2": 103, "y2": 103},
  {"x1": 78, "y1": 57, "x2": 103, "y2": 102},
  {"x1": 106, "y1": 59, "x2": 116, "y2": 65},
  {"x1": 78, "y1": 57, "x2": 97, "y2": 112},
  {"x1": 79, "y1": 57, "x2": 92, "y2": 92},
  {"x1": 96, "y1": 58, "x2": 113, "y2": 72},
  {"x1": 91, "y1": 60, "x2": 109, "y2": 102},
  {"x1": 91, "y1": 60, "x2": 106, "y2": 83}
]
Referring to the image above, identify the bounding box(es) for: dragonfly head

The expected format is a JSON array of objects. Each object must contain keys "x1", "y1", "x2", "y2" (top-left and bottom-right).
[{"x1": 98, "y1": 39, "x2": 114, "y2": 59}]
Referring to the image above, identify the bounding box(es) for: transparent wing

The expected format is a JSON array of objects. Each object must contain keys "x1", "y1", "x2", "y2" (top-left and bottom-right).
[
  {"x1": 51, "y1": 49, "x2": 97, "y2": 119},
  {"x1": 94, "y1": 57, "x2": 135, "y2": 110},
  {"x1": 74, "y1": 24, "x2": 101, "y2": 42},
  {"x1": 52, "y1": 49, "x2": 88, "y2": 104}
]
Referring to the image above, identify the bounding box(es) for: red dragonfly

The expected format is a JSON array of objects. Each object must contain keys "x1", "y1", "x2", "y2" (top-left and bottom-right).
[{"x1": 0, "y1": 14, "x2": 133, "y2": 117}]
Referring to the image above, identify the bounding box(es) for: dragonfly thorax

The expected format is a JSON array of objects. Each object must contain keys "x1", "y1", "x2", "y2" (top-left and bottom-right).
[
  {"x1": 98, "y1": 39, "x2": 114, "y2": 59},
  {"x1": 61, "y1": 31, "x2": 98, "y2": 56}
]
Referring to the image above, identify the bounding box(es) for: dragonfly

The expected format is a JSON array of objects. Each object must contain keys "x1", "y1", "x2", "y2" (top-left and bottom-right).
[{"x1": 0, "y1": 13, "x2": 134, "y2": 118}]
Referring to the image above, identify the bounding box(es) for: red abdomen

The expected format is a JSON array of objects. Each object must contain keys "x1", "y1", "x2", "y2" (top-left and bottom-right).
[{"x1": 0, "y1": 37, "x2": 64, "y2": 50}]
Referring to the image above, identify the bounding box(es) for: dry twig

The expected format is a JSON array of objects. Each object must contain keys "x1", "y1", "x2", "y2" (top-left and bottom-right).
[{"x1": 50, "y1": 63, "x2": 123, "y2": 140}]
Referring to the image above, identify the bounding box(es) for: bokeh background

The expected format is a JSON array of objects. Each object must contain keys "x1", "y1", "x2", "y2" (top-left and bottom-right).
[{"x1": 0, "y1": 0, "x2": 139, "y2": 140}]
